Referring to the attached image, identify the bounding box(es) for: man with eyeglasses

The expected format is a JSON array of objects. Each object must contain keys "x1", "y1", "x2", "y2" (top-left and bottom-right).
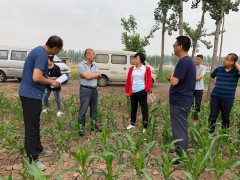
[
  {"x1": 208, "y1": 53, "x2": 240, "y2": 134},
  {"x1": 19, "y1": 35, "x2": 63, "y2": 171},
  {"x1": 167, "y1": 36, "x2": 196, "y2": 160}
]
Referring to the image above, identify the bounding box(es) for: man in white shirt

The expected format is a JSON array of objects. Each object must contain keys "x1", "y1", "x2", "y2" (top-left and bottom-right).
[{"x1": 193, "y1": 55, "x2": 206, "y2": 120}]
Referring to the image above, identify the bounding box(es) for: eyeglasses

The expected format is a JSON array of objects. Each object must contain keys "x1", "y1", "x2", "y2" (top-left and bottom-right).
[
  {"x1": 173, "y1": 44, "x2": 180, "y2": 47},
  {"x1": 224, "y1": 58, "x2": 233, "y2": 62}
]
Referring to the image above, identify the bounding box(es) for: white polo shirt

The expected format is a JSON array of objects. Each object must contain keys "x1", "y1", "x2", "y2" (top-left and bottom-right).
[{"x1": 195, "y1": 64, "x2": 206, "y2": 90}]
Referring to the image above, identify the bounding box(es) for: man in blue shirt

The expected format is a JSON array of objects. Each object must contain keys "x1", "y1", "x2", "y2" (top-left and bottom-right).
[
  {"x1": 19, "y1": 35, "x2": 63, "y2": 171},
  {"x1": 167, "y1": 36, "x2": 196, "y2": 159},
  {"x1": 209, "y1": 53, "x2": 240, "y2": 134}
]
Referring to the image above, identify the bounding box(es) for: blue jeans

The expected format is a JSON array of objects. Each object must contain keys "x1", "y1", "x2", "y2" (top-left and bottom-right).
[
  {"x1": 78, "y1": 86, "x2": 98, "y2": 126},
  {"x1": 43, "y1": 88, "x2": 61, "y2": 111}
]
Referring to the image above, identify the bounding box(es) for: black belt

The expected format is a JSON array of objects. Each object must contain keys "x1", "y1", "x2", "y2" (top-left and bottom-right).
[{"x1": 81, "y1": 85, "x2": 97, "y2": 89}]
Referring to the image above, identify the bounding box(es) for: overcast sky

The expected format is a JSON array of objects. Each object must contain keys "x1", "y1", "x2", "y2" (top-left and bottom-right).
[{"x1": 1, "y1": 0, "x2": 239, "y2": 56}]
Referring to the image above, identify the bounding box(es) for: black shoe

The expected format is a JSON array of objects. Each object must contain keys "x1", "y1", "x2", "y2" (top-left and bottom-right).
[
  {"x1": 173, "y1": 160, "x2": 180, "y2": 165},
  {"x1": 91, "y1": 125, "x2": 102, "y2": 132}
]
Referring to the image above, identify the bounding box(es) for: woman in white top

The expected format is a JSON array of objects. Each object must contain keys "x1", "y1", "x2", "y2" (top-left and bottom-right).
[{"x1": 125, "y1": 52, "x2": 152, "y2": 132}]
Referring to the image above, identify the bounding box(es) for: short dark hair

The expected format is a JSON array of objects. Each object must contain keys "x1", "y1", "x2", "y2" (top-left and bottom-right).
[
  {"x1": 46, "y1": 35, "x2": 63, "y2": 49},
  {"x1": 176, "y1": 36, "x2": 191, "y2": 51},
  {"x1": 196, "y1": 54, "x2": 203, "y2": 59},
  {"x1": 48, "y1": 55, "x2": 54, "y2": 61},
  {"x1": 134, "y1": 52, "x2": 146, "y2": 64},
  {"x1": 84, "y1": 48, "x2": 94, "y2": 58},
  {"x1": 228, "y1": 53, "x2": 238, "y2": 62}
]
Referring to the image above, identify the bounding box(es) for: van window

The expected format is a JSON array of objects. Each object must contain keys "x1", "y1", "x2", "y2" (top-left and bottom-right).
[
  {"x1": 111, "y1": 55, "x2": 127, "y2": 64},
  {"x1": 95, "y1": 54, "x2": 109, "y2": 64},
  {"x1": 130, "y1": 56, "x2": 134, "y2": 65},
  {"x1": 0, "y1": 50, "x2": 8, "y2": 60},
  {"x1": 11, "y1": 51, "x2": 27, "y2": 61}
]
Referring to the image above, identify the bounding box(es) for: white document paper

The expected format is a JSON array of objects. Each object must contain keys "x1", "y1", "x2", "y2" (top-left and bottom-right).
[{"x1": 50, "y1": 74, "x2": 68, "y2": 88}]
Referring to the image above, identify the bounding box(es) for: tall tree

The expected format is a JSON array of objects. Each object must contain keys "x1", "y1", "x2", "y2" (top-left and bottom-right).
[
  {"x1": 218, "y1": 14, "x2": 225, "y2": 64},
  {"x1": 121, "y1": 14, "x2": 156, "y2": 54},
  {"x1": 205, "y1": 0, "x2": 240, "y2": 98},
  {"x1": 184, "y1": 0, "x2": 212, "y2": 58},
  {"x1": 179, "y1": 0, "x2": 184, "y2": 35},
  {"x1": 154, "y1": 0, "x2": 178, "y2": 82}
]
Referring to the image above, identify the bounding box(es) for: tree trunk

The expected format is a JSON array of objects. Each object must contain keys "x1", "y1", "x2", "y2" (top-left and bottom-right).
[
  {"x1": 158, "y1": 16, "x2": 166, "y2": 83},
  {"x1": 191, "y1": 11, "x2": 205, "y2": 59},
  {"x1": 218, "y1": 14, "x2": 225, "y2": 66},
  {"x1": 191, "y1": 44, "x2": 197, "y2": 59},
  {"x1": 207, "y1": 1, "x2": 225, "y2": 99},
  {"x1": 179, "y1": 0, "x2": 184, "y2": 36}
]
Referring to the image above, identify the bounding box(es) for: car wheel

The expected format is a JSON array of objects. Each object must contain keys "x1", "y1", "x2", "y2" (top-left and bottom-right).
[
  {"x1": 97, "y1": 76, "x2": 108, "y2": 87},
  {"x1": 0, "y1": 71, "x2": 7, "y2": 82}
]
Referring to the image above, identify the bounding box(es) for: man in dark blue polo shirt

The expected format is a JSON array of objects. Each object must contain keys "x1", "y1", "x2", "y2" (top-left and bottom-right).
[
  {"x1": 209, "y1": 53, "x2": 240, "y2": 134},
  {"x1": 167, "y1": 36, "x2": 196, "y2": 158}
]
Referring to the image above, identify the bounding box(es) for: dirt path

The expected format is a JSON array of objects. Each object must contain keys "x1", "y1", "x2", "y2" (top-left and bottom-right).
[{"x1": 1, "y1": 79, "x2": 240, "y2": 101}]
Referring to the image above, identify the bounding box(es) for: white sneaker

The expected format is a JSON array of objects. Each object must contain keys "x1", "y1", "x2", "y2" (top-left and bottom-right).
[
  {"x1": 40, "y1": 149, "x2": 53, "y2": 157},
  {"x1": 35, "y1": 160, "x2": 46, "y2": 171},
  {"x1": 126, "y1": 124, "x2": 135, "y2": 130},
  {"x1": 143, "y1": 128, "x2": 146, "y2": 133},
  {"x1": 57, "y1": 111, "x2": 63, "y2": 117},
  {"x1": 42, "y1": 109, "x2": 48, "y2": 113}
]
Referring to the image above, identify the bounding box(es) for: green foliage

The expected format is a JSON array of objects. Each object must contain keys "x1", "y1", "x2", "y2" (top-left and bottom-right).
[
  {"x1": 154, "y1": 0, "x2": 179, "y2": 35},
  {"x1": 70, "y1": 139, "x2": 97, "y2": 179},
  {"x1": 121, "y1": 14, "x2": 154, "y2": 54},
  {"x1": 58, "y1": 49, "x2": 84, "y2": 64}
]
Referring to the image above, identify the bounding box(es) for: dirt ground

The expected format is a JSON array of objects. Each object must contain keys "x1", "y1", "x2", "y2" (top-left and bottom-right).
[
  {"x1": 1, "y1": 79, "x2": 240, "y2": 100},
  {"x1": 1, "y1": 79, "x2": 240, "y2": 179}
]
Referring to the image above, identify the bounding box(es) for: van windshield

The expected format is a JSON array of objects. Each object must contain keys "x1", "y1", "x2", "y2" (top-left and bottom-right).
[{"x1": 53, "y1": 56, "x2": 62, "y2": 63}]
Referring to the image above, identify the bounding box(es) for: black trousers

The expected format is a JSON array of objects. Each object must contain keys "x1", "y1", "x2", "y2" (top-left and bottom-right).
[
  {"x1": 20, "y1": 96, "x2": 43, "y2": 161},
  {"x1": 208, "y1": 96, "x2": 234, "y2": 134},
  {"x1": 130, "y1": 90, "x2": 148, "y2": 128},
  {"x1": 193, "y1": 90, "x2": 203, "y2": 120}
]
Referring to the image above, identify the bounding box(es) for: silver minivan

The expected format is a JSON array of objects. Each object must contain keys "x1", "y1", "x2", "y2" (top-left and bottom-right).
[
  {"x1": 0, "y1": 46, "x2": 71, "y2": 82},
  {"x1": 95, "y1": 50, "x2": 156, "y2": 86}
]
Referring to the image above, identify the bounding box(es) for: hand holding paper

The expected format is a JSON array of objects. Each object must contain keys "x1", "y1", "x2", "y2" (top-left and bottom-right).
[{"x1": 50, "y1": 74, "x2": 68, "y2": 88}]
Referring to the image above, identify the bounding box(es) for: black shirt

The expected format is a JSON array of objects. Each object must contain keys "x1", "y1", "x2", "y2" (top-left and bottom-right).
[{"x1": 47, "y1": 64, "x2": 62, "y2": 90}]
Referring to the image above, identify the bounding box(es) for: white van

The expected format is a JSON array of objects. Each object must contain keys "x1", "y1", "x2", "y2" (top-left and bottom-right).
[
  {"x1": 0, "y1": 46, "x2": 71, "y2": 82},
  {"x1": 95, "y1": 50, "x2": 156, "y2": 86}
]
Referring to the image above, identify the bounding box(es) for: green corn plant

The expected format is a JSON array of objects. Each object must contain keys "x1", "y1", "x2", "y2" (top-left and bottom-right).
[
  {"x1": 125, "y1": 97, "x2": 131, "y2": 116},
  {"x1": 155, "y1": 140, "x2": 181, "y2": 180},
  {"x1": 92, "y1": 122, "x2": 126, "y2": 179},
  {"x1": 0, "y1": 93, "x2": 12, "y2": 115},
  {"x1": 70, "y1": 138, "x2": 97, "y2": 180},
  {"x1": 161, "y1": 115, "x2": 173, "y2": 144},
  {"x1": 92, "y1": 151, "x2": 125, "y2": 180},
  {"x1": 63, "y1": 131, "x2": 72, "y2": 152},
  {"x1": 181, "y1": 135, "x2": 220, "y2": 180},
  {"x1": 145, "y1": 115, "x2": 158, "y2": 142},
  {"x1": 23, "y1": 158, "x2": 62, "y2": 180},
  {"x1": 0, "y1": 173, "x2": 12, "y2": 180},
  {"x1": 189, "y1": 127, "x2": 212, "y2": 149},
  {"x1": 119, "y1": 131, "x2": 157, "y2": 179},
  {"x1": 211, "y1": 153, "x2": 240, "y2": 180}
]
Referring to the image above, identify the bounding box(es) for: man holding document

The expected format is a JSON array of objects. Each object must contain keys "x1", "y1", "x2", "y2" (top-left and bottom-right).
[{"x1": 19, "y1": 35, "x2": 63, "y2": 171}]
